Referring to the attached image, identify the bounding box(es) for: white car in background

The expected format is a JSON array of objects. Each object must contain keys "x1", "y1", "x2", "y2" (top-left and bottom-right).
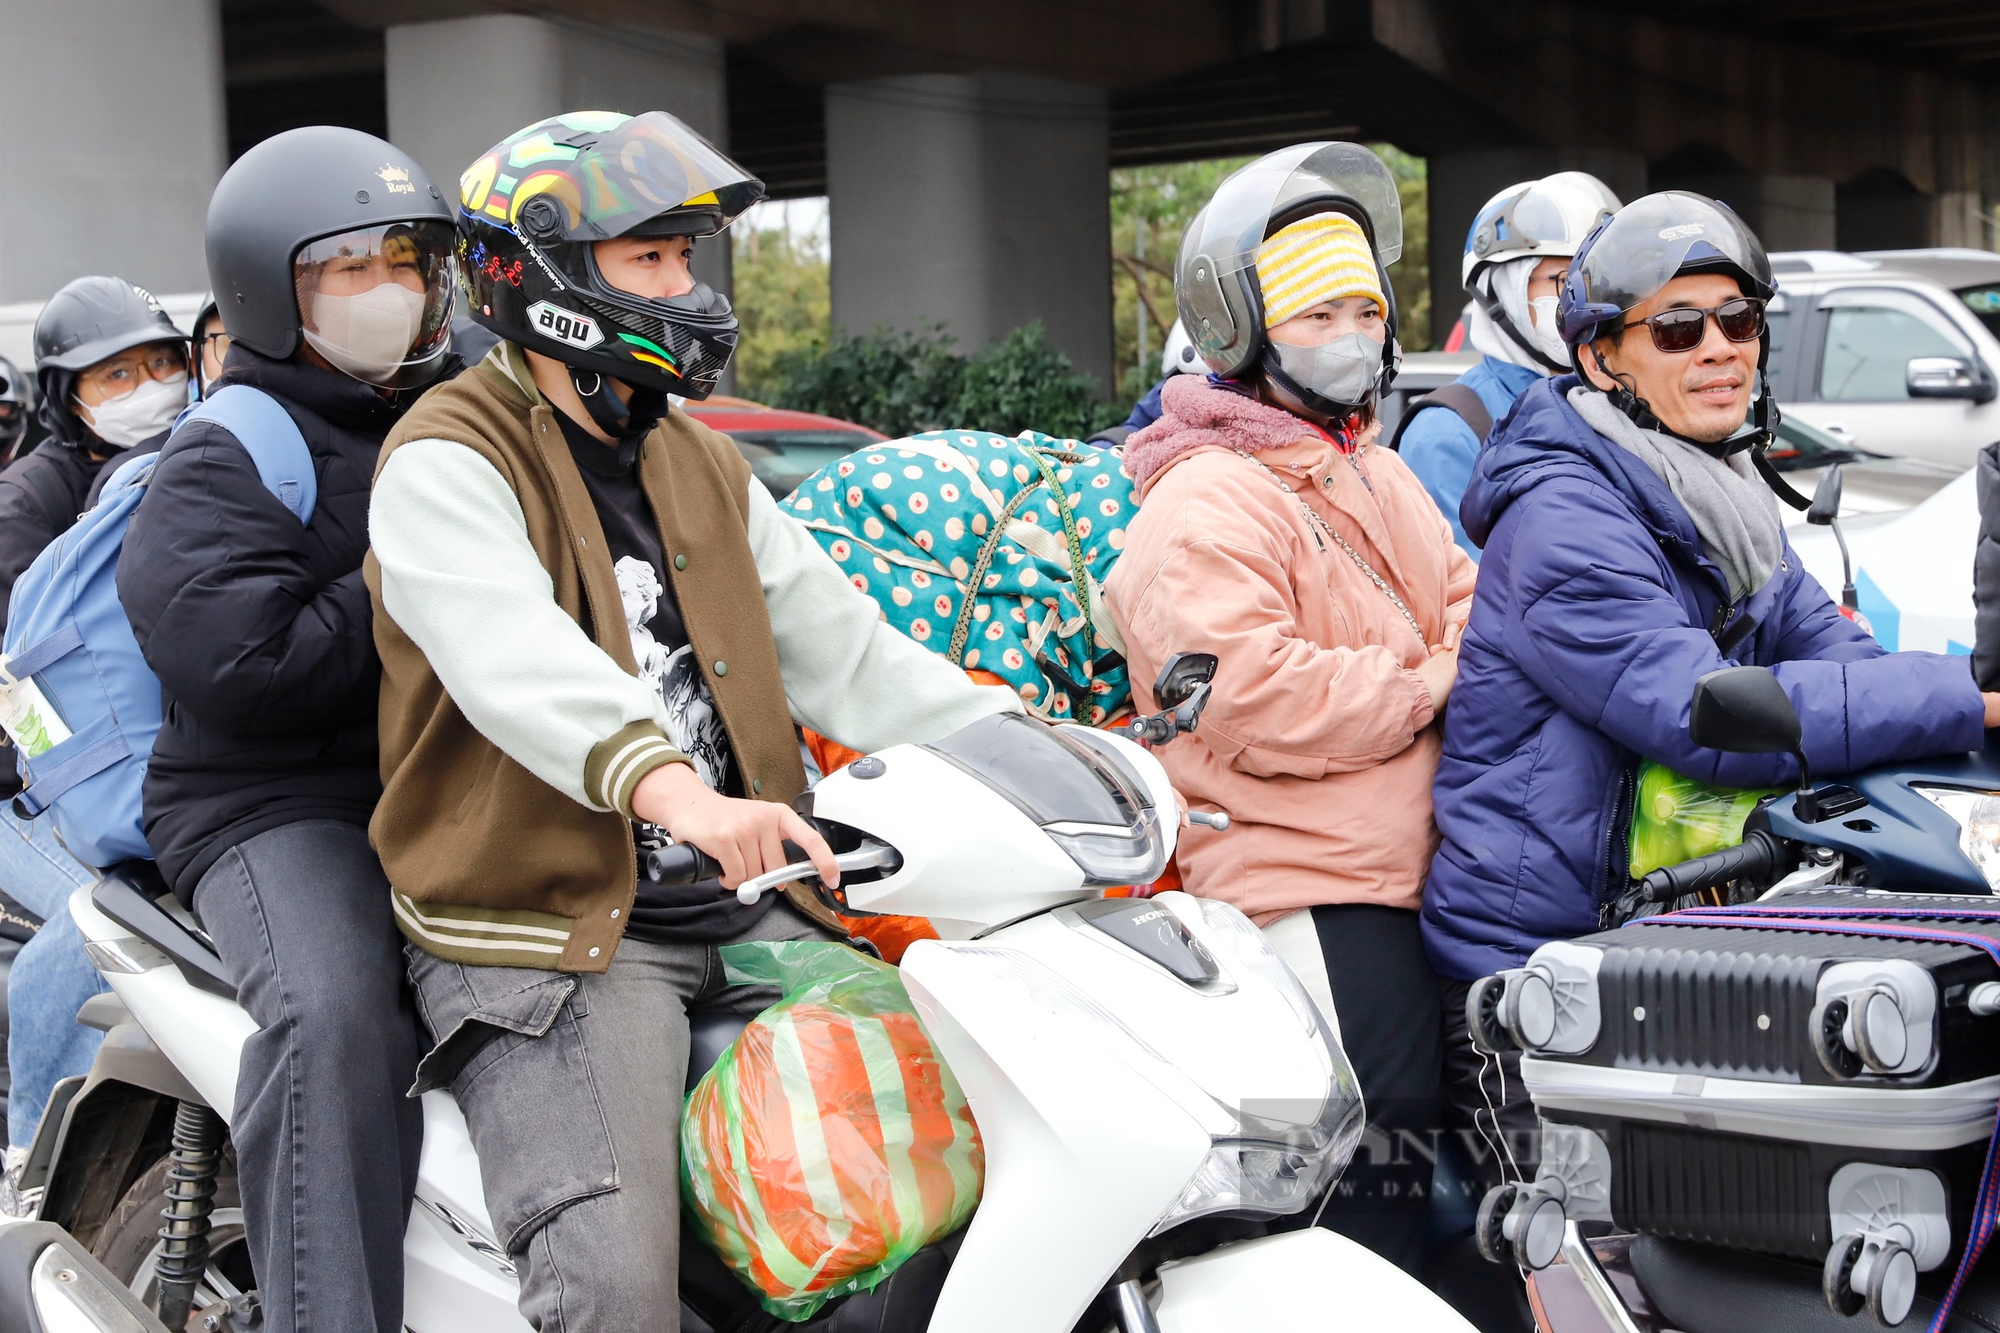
[
  {"x1": 1789, "y1": 461, "x2": 1978, "y2": 656},
  {"x1": 1767, "y1": 248, "x2": 2000, "y2": 471}
]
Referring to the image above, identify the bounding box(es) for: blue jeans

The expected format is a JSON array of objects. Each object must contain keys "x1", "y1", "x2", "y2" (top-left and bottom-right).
[{"x1": 0, "y1": 810, "x2": 104, "y2": 1148}]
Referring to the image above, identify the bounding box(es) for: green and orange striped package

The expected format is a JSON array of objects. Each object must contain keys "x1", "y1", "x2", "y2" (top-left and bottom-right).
[{"x1": 680, "y1": 940, "x2": 985, "y2": 1320}]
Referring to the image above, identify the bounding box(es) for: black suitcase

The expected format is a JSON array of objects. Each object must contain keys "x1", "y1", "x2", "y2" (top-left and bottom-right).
[{"x1": 1467, "y1": 888, "x2": 2000, "y2": 1327}]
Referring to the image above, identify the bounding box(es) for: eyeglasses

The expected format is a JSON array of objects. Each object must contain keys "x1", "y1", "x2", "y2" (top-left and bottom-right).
[{"x1": 1616, "y1": 297, "x2": 1766, "y2": 354}]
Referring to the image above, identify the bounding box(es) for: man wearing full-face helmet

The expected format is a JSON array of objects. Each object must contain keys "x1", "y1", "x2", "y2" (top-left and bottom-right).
[
  {"x1": 1422, "y1": 193, "x2": 2000, "y2": 1208},
  {"x1": 1397, "y1": 172, "x2": 1621, "y2": 558},
  {"x1": 113, "y1": 124, "x2": 461, "y2": 1333},
  {"x1": 366, "y1": 110, "x2": 1019, "y2": 1328}
]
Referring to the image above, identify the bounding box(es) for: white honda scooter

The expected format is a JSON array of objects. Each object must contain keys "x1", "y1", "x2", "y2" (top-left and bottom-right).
[{"x1": 5, "y1": 653, "x2": 1476, "y2": 1333}]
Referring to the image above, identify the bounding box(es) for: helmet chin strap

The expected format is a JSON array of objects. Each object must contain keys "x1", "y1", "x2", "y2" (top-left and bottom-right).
[
  {"x1": 1584, "y1": 342, "x2": 1811, "y2": 511},
  {"x1": 570, "y1": 366, "x2": 668, "y2": 441}
]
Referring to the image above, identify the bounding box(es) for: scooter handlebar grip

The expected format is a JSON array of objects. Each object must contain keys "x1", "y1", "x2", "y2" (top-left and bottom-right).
[
  {"x1": 1641, "y1": 830, "x2": 1784, "y2": 903},
  {"x1": 645, "y1": 843, "x2": 722, "y2": 887}
]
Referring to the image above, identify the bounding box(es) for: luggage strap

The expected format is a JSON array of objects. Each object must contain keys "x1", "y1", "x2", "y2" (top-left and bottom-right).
[
  {"x1": 1387, "y1": 383, "x2": 1495, "y2": 452},
  {"x1": 945, "y1": 444, "x2": 1095, "y2": 675},
  {"x1": 1661, "y1": 901, "x2": 2000, "y2": 1333}
]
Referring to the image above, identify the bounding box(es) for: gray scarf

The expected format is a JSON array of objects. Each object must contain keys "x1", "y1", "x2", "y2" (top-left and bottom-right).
[{"x1": 1568, "y1": 386, "x2": 1782, "y2": 601}]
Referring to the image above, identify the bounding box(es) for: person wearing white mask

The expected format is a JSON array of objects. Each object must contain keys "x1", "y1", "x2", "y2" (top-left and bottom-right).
[
  {"x1": 1395, "y1": 172, "x2": 1621, "y2": 559},
  {"x1": 0, "y1": 276, "x2": 189, "y2": 1212},
  {"x1": 112, "y1": 126, "x2": 458, "y2": 1333}
]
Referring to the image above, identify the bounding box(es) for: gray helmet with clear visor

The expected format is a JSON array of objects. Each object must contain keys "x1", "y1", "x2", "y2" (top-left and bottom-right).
[
  {"x1": 1559, "y1": 191, "x2": 1786, "y2": 461},
  {"x1": 1175, "y1": 143, "x2": 1403, "y2": 392},
  {"x1": 1558, "y1": 191, "x2": 1775, "y2": 351}
]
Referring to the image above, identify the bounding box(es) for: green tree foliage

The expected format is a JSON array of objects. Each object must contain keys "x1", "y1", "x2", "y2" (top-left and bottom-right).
[
  {"x1": 765, "y1": 323, "x2": 1126, "y2": 440},
  {"x1": 1107, "y1": 144, "x2": 1432, "y2": 398},
  {"x1": 729, "y1": 217, "x2": 831, "y2": 401}
]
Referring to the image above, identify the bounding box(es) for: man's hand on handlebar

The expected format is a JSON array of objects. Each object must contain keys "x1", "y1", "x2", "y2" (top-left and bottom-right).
[
  {"x1": 630, "y1": 762, "x2": 841, "y2": 892},
  {"x1": 1984, "y1": 692, "x2": 2000, "y2": 729}
]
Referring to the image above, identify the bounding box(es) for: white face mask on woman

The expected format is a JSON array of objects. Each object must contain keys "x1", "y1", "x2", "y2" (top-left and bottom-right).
[
  {"x1": 78, "y1": 373, "x2": 189, "y2": 447},
  {"x1": 303, "y1": 283, "x2": 428, "y2": 386}
]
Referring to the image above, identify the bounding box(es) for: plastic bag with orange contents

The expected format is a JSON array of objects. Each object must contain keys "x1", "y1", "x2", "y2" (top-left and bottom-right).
[{"x1": 680, "y1": 940, "x2": 984, "y2": 1320}]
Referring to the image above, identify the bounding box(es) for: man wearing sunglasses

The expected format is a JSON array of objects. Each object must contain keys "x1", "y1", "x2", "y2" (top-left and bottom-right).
[{"x1": 1418, "y1": 192, "x2": 2000, "y2": 1197}]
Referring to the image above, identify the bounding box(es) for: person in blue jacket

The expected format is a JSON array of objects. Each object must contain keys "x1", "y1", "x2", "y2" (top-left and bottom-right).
[
  {"x1": 1421, "y1": 191, "x2": 2000, "y2": 1194},
  {"x1": 1398, "y1": 173, "x2": 1619, "y2": 559}
]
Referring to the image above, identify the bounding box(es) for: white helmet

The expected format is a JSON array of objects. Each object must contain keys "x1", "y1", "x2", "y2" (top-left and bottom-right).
[
  {"x1": 1159, "y1": 320, "x2": 1203, "y2": 377},
  {"x1": 1460, "y1": 171, "x2": 1621, "y2": 290}
]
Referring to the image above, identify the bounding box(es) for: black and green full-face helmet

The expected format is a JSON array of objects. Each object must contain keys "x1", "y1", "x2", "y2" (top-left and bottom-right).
[{"x1": 457, "y1": 110, "x2": 765, "y2": 406}]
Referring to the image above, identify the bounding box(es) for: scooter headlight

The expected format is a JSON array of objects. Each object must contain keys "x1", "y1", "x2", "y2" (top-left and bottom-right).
[
  {"x1": 1914, "y1": 786, "x2": 2000, "y2": 891},
  {"x1": 1149, "y1": 898, "x2": 1366, "y2": 1235}
]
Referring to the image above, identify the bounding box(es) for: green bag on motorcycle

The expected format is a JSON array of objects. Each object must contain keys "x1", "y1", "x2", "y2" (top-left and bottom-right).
[
  {"x1": 1627, "y1": 761, "x2": 1783, "y2": 882},
  {"x1": 680, "y1": 940, "x2": 984, "y2": 1320}
]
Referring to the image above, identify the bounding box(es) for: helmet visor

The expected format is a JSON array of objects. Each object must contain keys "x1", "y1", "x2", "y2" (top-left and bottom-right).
[
  {"x1": 1575, "y1": 192, "x2": 1773, "y2": 317},
  {"x1": 1181, "y1": 143, "x2": 1404, "y2": 292},
  {"x1": 293, "y1": 221, "x2": 457, "y2": 389},
  {"x1": 469, "y1": 110, "x2": 763, "y2": 245}
]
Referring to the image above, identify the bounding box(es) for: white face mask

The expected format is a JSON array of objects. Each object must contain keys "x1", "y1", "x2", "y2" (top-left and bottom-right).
[
  {"x1": 1529, "y1": 294, "x2": 1569, "y2": 366},
  {"x1": 302, "y1": 282, "x2": 428, "y2": 386},
  {"x1": 78, "y1": 373, "x2": 188, "y2": 448}
]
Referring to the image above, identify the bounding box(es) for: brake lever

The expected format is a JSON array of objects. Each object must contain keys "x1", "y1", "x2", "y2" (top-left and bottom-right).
[{"x1": 735, "y1": 842, "x2": 900, "y2": 906}]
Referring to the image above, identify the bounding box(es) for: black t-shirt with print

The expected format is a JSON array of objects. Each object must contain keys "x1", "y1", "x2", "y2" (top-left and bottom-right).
[{"x1": 554, "y1": 408, "x2": 773, "y2": 942}]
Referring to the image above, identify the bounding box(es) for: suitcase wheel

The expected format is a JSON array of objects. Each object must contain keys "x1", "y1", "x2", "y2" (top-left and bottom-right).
[
  {"x1": 1814, "y1": 987, "x2": 1917, "y2": 1080},
  {"x1": 1824, "y1": 1233, "x2": 1867, "y2": 1317},
  {"x1": 1466, "y1": 975, "x2": 1513, "y2": 1055},
  {"x1": 1474, "y1": 1182, "x2": 1517, "y2": 1264},
  {"x1": 1497, "y1": 969, "x2": 1558, "y2": 1052},
  {"x1": 1824, "y1": 1231, "x2": 1919, "y2": 1327},
  {"x1": 1475, "y1": 1180, "x2": 1566, "y2": 1271},
  {"x1": 1812, "y1": 994, "x2": 1866, "y2": 1080},
  {"x1": 1502, "y1": 1186, "x2": 1567, "y2": 1271}
]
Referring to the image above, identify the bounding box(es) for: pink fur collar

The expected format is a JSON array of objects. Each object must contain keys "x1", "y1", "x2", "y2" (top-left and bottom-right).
[{"x1": 1122, "y1": 376, "x2": 1321, "y2": 494}]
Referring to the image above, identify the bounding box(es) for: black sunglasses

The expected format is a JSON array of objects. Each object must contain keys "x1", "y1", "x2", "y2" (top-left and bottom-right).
[{"x1": 1615, "y1": 296, "x2": 1766, "y2": 353}]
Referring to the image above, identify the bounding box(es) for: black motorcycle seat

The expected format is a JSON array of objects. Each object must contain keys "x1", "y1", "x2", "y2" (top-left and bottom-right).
[
  {"x1": 686, "y1": 1010, "x2": 750, "y2": 1094},
  {"x1": 1633, "y1": 1234, "x2": 2000, "y2": 1333},
  {"x1": 89, "y1": 865, "x2": 235, "y2": 999}
]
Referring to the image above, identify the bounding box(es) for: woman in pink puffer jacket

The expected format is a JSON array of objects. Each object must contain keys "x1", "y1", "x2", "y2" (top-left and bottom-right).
[{"x1": 1105, "y1": 172, "x2": 1474, "y2": 1279}]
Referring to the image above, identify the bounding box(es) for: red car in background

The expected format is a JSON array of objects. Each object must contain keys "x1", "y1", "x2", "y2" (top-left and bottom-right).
[{"x1": 684, "y1": 396, "x2": 887, "y2": 499}]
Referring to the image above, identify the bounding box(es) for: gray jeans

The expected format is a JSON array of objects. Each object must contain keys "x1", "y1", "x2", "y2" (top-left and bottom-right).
[
  {"x1": 193, "y1": 820, "x2": 424, "y2": 1333},
  {"x1": 405, "y1": 903, "x2": 839, "y2": 1333}
]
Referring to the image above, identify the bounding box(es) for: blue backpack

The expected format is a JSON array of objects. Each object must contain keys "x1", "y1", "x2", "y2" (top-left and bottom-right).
[{"x1": 1, "y1": 386, "x2": 318, "y2": 868}]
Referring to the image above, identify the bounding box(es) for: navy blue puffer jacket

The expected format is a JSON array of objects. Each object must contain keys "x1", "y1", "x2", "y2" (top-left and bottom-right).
[{"x1": 1421, "y1": 376, "x2": 1986, "y2": 980}]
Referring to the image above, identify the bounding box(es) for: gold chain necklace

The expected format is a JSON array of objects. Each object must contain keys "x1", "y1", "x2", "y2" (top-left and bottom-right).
[{"x1": 1232, "y1": 449, "x2": 1426, "y2": 647}]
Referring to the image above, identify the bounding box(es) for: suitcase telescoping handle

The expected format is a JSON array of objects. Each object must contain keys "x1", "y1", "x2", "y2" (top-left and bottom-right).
[{"x1": 1639, "y1": 829, "x2": 1787, "y2": 904}]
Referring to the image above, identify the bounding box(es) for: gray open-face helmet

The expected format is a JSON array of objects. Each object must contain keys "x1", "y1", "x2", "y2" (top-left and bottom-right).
[
  {"x1": 1559, "y1": 191, "x2": 1787, "y2": 464},
  {"x1": 1559, "y1": 191, "x2": 1775, "y2": 351},
  {"x1": 206, "y1": 125, "x2": 456, "y2": 389},
  {"x1": 1174, "y1": 143, "x2": 1403, "y2": 416}
]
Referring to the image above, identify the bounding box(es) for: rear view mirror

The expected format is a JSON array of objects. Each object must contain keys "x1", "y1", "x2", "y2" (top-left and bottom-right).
[
  {"x1": 1690, "y1": 666, "x2": 1802, "y2": 755},
  {"x1": 1124, "y1": 652, "x2": 1220, "y2": 746},
  {"x1": 1906, "y1": 356, "x2": 1988, "y2": 401},
  {"x1": 1153, "y1": 652, "x2": 1218, "y2": 709},
  {"x1": 1806, "y1": 464, "x2": 1843, "y2": 527}
]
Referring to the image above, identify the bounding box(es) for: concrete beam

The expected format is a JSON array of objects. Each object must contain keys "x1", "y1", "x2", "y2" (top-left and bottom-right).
[
  {"x1": 826, "y1": 73, "x2": 1113, "y2": 390},
  {"x1": 0, "y1": 0, "x2": 226, "y2": 302}
]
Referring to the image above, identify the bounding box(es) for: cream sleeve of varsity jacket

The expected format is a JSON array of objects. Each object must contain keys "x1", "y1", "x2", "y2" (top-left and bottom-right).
[{"x1": 369, "y1": 436, "x2": 1022, "y2": 813}]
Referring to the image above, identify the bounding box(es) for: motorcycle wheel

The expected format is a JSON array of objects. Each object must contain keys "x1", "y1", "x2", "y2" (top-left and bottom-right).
[{"x1": 90, "y1": 1149, "x2": 256, "y2": 1318}]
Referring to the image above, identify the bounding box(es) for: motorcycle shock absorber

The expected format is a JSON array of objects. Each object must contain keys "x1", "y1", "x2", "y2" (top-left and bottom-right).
[{"x1": 156, "y1": 1099, "x2": 227, "y2": 1330}]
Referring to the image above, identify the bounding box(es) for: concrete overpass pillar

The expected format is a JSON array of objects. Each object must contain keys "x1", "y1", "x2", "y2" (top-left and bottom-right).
[
  {"x1": 0, "y1": 0, "x2": 225, "y2": 302},
  {"x1": 385, "y1": 15, "x2": 734, "y2": 307},
  {"x1": 825, "y1": 74, "x2": 1113, "y2": 392},
  {"x1": 1425, "y1": 149, "x2": 1646, "y2": 349}
]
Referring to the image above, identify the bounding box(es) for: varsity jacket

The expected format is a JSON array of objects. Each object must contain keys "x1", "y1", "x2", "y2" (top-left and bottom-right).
[{"x1": 367, "y1": 344, "x2": 1018, "y2": 971}]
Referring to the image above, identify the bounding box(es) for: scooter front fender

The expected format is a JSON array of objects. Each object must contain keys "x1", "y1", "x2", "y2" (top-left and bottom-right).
[{"x1": 1153, "y1": 1229, "x2": 1478, "y2": 1333}]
